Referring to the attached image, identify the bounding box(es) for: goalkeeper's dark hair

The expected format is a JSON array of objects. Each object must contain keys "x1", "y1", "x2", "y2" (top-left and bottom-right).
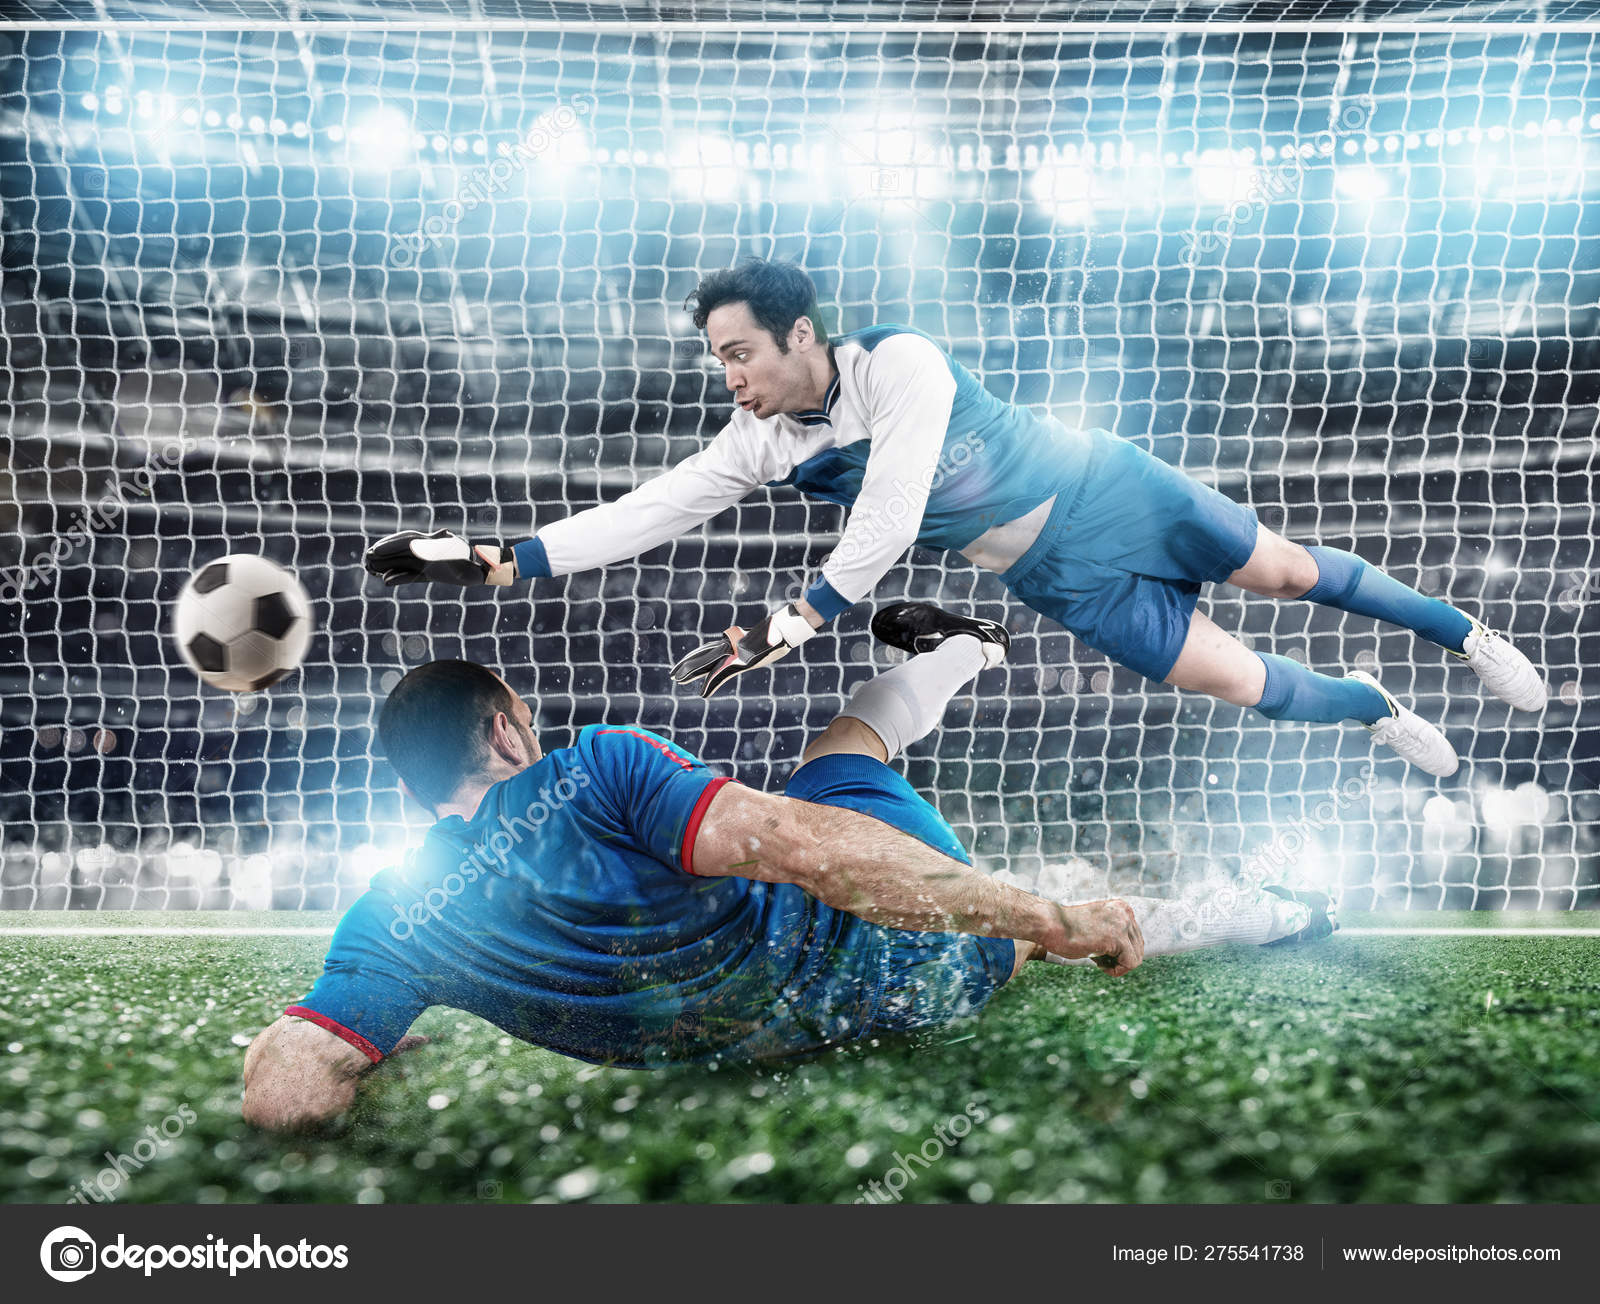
[
  {"x1": 686, "y1": 258, "x2": 828, "y2": 352},
  {"x1": 377, "y1": 659, "x2": 519, "y2": 810}
]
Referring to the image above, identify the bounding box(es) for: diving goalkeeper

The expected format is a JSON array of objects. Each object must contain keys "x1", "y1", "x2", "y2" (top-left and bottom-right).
[
  {"x1": 243, "y1": 604, "x2": 1329, "y2": 1133},
  {"x1": 364, "y1": 259, "x2": 1546, "y2": 778}
]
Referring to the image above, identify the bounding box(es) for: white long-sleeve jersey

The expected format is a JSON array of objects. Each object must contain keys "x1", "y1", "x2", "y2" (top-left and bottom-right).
[{"x1": 512, "y1": 323, "x2": 1092, "y2": 622}]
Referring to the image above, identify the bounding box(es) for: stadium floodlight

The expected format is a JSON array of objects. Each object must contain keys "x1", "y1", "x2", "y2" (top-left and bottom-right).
[
  {"x1": 1191, "y1": 148, "x2": 1261, "y2": 207},
  {"x1": 1292, "y1": 305, "x2": 1325, "y2": 332},
  {"x1": 348, "y1": 105, "x2": 416, "y2": 168},
  {"x1": 669, "y1": 132, "x2": 739, "y2": 202},
  {"x1": 1335, "y1": 165, "x2": 1389, "y2": 201},
  {"x1": 1028, "y1": 162, "x2": 1098, "y2": 225},
  {"x1": 844, "y1": 119, "x2": 950, "y2": 203}
]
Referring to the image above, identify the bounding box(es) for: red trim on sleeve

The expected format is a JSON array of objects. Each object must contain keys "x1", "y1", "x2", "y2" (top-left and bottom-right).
[
  {"x1": 597, "y1": 727, "x2": 696, "y2": 770},
  {"x1": 680, "y1": 776, "x2": 736, "y2": 876},
  {"x1": 284, "y1": 1004, "x2": 384, "y2": 1064}
]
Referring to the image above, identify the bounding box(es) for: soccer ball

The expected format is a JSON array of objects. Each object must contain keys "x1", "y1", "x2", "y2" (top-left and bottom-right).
[{"x1": 173, "y1": 554, "x2": 312, "y2": 692}]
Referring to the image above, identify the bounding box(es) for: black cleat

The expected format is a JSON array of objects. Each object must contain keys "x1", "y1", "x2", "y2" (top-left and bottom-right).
[
  {"x1": 870, "y1": 602, "x2": 1010, "y2": 668},
  {"x1": 1261, "y1": 883, "x2": 1339, "y2": 947}
]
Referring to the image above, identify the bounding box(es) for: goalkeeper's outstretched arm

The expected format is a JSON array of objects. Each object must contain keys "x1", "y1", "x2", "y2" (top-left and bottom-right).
[{"x1": 364, "y1": 429, "x2": 762, "y2": 589}]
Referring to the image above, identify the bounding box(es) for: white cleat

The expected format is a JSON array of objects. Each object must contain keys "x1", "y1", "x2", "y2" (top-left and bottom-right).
[
  {"x1": 1456, "y1": 621, "x2": 1547, "y2": 713},
  {"x1": 1347, "y1": 669, "x2": 1459, "y2": 778},
  {"x1": 1260, "y1": 884, "x2": 1339, "y2": 947}
]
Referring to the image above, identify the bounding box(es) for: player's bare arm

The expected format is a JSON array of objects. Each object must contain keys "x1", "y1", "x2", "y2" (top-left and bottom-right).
[
  {"x1": 243, "y1": 1017, "x2": 428, "y2": 1135},
  {"x1": 241, "y1": 1015, "x2": 375, "y2": 1134},
  {"x1": 689, "y1": 781, "x2": 1144, "y2": 976}
]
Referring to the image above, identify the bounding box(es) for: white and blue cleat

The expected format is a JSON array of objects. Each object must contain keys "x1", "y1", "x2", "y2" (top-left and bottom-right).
[{"x1": 1347, "y1": 669, "x2": 1460, "y2": 778}]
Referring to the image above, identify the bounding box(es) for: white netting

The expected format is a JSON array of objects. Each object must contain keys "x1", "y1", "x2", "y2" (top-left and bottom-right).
[{"x1": 1, "y1": 15, "x2": 1595, "y2": 910}]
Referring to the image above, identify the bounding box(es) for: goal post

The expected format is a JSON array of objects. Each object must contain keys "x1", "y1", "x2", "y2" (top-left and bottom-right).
[{"x1": 0, "y1": 11, "x2": 1594, "y2": 911}]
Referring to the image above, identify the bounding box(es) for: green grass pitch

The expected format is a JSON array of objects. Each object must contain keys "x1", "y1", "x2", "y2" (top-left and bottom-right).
[{"x1": 3, "y1": 912, "x2": 1597, "y2": 1204}]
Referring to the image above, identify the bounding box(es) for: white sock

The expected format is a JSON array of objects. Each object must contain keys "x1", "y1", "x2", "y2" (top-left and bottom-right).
[
  {"x1": 1038, "y1": 888, "x2": 1292, "y2": 964},
  {"x1": 837, "y1": 635, "x2": 990, "y2": 761}
]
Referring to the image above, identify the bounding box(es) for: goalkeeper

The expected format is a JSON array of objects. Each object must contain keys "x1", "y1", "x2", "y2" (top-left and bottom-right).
[{"x1": 365, "y1": 259, "x2": 1546, "y2": 777}]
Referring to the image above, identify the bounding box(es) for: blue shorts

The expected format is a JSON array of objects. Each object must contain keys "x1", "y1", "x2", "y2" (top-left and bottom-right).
[
  {"x1": 781, "y1": 753, "x2": 1016, "y2": 1040},
  {"x1": 1002, "y1": 428, "x2": 1260, "y2": 681}
]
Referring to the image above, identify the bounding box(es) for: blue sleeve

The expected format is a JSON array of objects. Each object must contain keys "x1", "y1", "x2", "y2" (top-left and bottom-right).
[
  {"x1": 802, "y1": 575, "x2": 852, "y2": 622},
  {"x1": 573, "y1": 724, "x2": 736, "y2": 875},
  {"x1": 513, "y1": 535, "x2": 552, "y2": 579},
  {"x1": 286, "y1": 896, "x2": 430, "y2": 1061}
]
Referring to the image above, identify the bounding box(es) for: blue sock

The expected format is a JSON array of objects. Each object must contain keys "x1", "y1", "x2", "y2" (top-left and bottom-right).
[
  {"x1": 1301, "y1": 546, "x2": 1473, "y2": 653},
  {"x1": 1254, "y1": 652, "x2": 1388, "y2": 725}
]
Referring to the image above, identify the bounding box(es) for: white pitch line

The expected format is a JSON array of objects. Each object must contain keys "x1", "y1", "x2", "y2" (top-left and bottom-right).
[
  {"x1": 0, "y1": 927, "x2": 336, "y2": 937},
  {"x1": 1343, "y1": 927, "x2": 1600, "y2": 938}
]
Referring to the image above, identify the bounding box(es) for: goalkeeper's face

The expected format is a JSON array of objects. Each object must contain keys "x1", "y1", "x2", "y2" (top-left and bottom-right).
[{"x1": 705, "y1": 302, "x2": 823, "y2": 421}]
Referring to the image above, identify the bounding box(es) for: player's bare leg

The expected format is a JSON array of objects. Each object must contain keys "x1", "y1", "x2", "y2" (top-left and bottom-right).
[
  {"x1": 800, "y1": 603, "x2": 1008, "y2": 768},
  {"x1": 1165, "y1": 608, "x2": 1458, "y2": 777},
  {"x1": 801, "y1": 714, "x2": 890, "y2": 766},
  {"x1": 1224, "y1": 526, "x2": 1547, "y2": 712}
]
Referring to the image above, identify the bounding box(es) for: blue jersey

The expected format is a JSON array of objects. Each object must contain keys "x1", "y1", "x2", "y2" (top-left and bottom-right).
[{"x1": 287, "y1": 725, "x2": 1011, "y2": 1069}]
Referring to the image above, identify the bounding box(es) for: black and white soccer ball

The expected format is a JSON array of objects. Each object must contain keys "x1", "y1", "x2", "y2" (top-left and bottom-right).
[{"x1": 173, "y1": 554, "x2": 312, "y2": 693}]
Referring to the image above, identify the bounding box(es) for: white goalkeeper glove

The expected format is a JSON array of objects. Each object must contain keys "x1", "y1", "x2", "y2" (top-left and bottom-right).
[
  {"x1": 670, "y1": 604, "x2": 817, "y2": 699},
  {"x1": 364, "y1": 529, "x2": 516, "y2": 588}
]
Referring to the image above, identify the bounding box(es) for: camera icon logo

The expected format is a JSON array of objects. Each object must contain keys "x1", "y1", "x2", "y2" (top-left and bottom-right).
[
  {"x1": 40, "y1": 1226, "x2": 98, "y2": 1282},
  {"x1": 1265, "y1": 1179, "x2": 1292, "y2": 1200}
]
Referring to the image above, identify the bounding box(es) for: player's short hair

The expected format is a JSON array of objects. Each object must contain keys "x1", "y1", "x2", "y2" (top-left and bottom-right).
[
  {"x1": 377, "y1": 659, "x2": 520, "y2": 809},
  {"x1": 686, "y1": 258, "x2": 828, "y2": 353}
]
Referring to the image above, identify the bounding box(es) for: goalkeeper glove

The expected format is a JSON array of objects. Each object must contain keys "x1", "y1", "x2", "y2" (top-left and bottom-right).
[
  {"x1": 364, "y1": 529, "x2": 516, "y2": 588},
  {"x1": 670, "y1": 603, "x2": 816, "y2": 699}
]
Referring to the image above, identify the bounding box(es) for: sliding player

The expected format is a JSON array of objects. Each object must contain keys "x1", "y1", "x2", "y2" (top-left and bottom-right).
[
  {"x1": 242, "y1": 605, "x2": 1330, "y2": 1133},
  {"x1": 363, "y1": 259, "x2": 1546, "y2": 777}
]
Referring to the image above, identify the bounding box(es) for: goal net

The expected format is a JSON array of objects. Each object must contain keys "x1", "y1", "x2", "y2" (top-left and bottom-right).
[{"x1": 1, "y1": 2, "x2": 1595, "y2": 911}]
